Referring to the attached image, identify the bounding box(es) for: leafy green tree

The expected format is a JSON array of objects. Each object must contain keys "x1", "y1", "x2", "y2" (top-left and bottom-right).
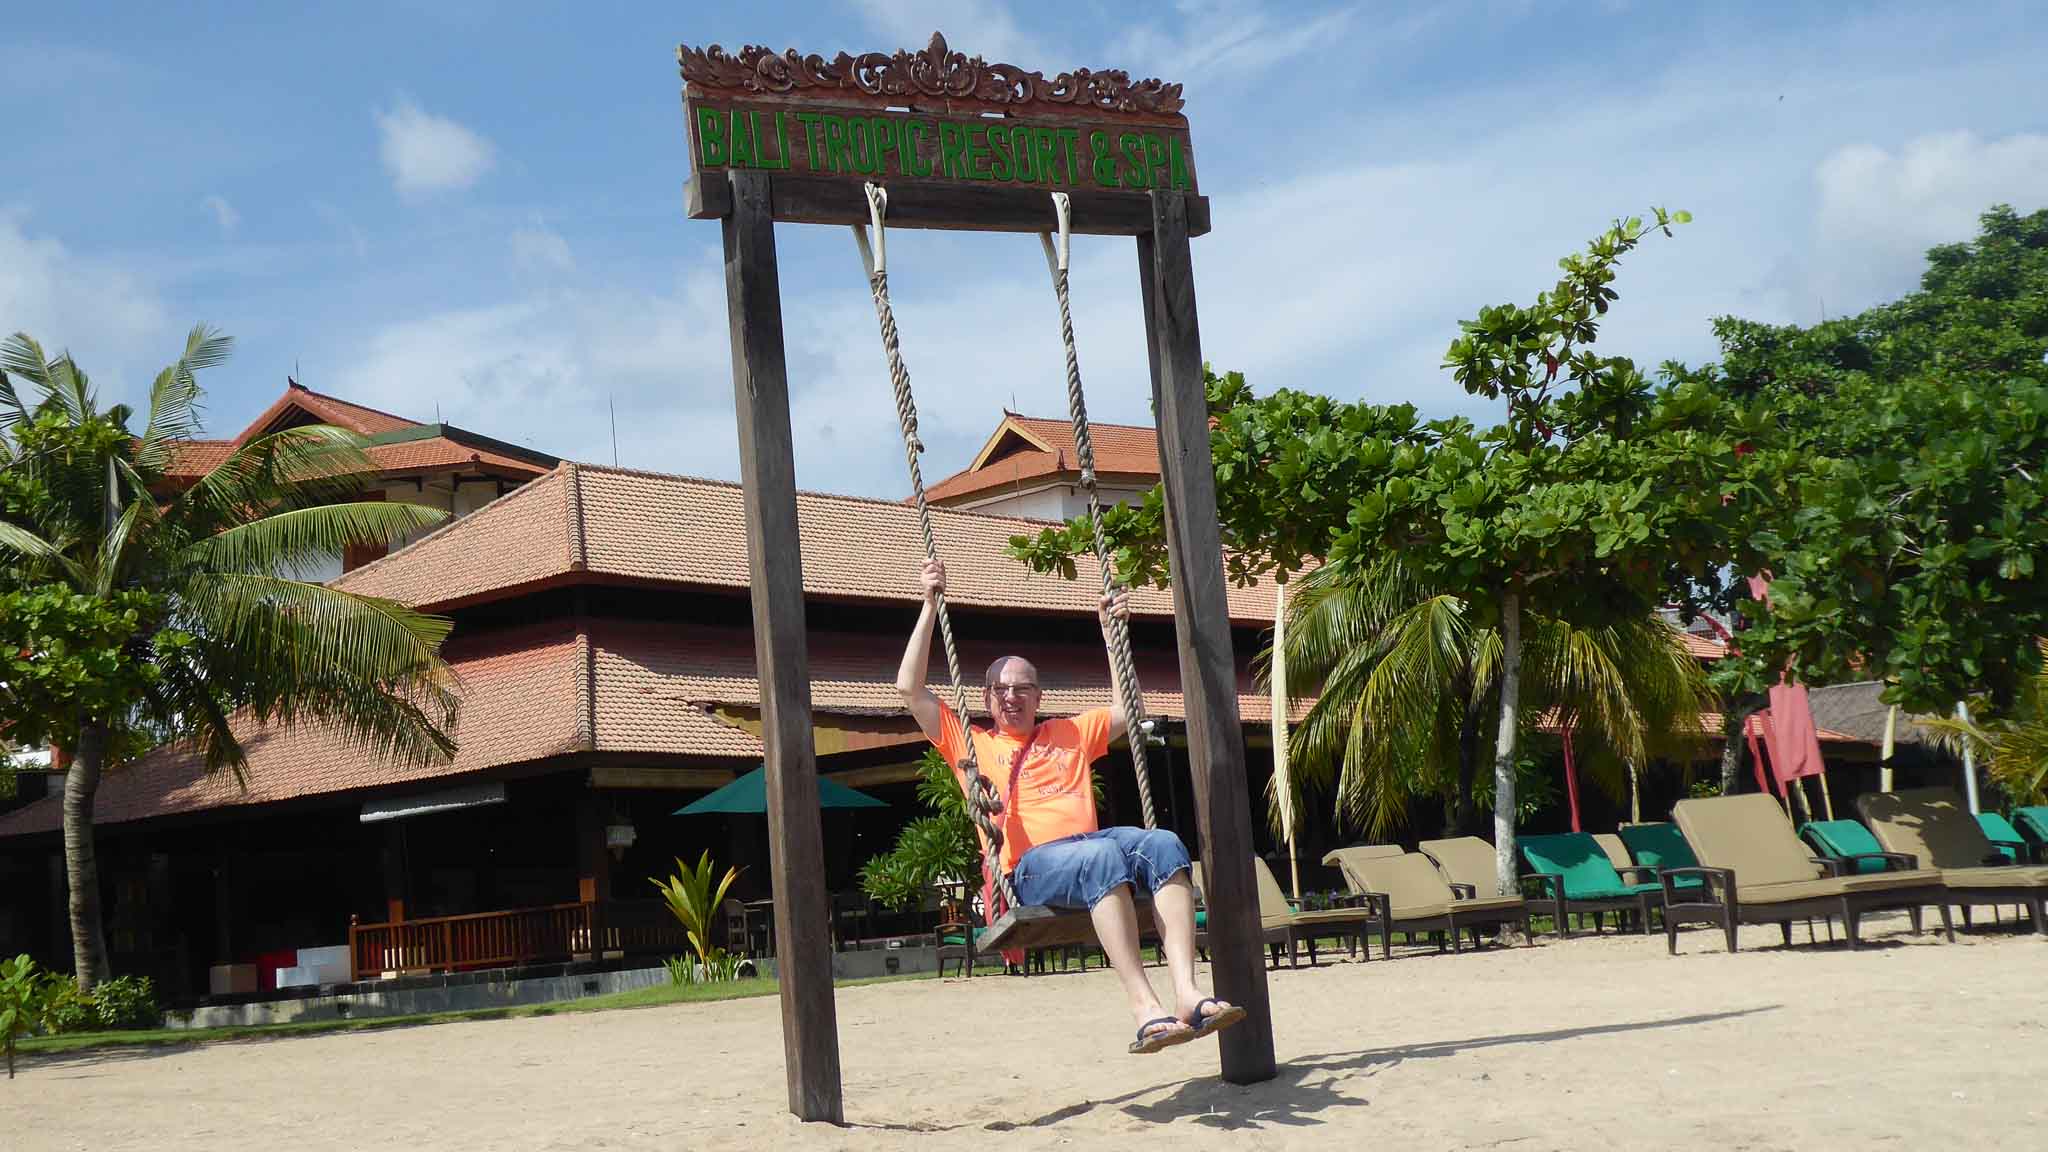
[
  {"x1": 1017, "y1": 211, "x2": 1747, "y2": 892},
  {"x1": 1683, "y1": 205, "x2": 2048, "y2": 779},
  {"x1": 0, "y1": 327, "x2": 458, "y2": 989}
]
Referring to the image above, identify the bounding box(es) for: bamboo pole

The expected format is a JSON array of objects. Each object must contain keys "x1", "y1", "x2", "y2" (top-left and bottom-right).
[{"x1": 1271, "y1": 579, "x2": 1300, "y2": 902}]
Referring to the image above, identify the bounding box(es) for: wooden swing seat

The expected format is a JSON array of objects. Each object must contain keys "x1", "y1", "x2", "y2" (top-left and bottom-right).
[{"x1": 977, "y1": 898, "x2": 1157, "y2": 953}]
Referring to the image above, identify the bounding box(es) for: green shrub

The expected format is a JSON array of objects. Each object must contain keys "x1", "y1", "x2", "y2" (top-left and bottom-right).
[
  {"x1": 31, "y1": 972, "x2": 161, "y2": 1035},
  {"x1": 37, "y1": 976, "x2": 94, "y2": 1035},
  {"x1": 1, "y1": 954, "x2": 43, "y2": 1078},
  {"x1": 89, "y1": 975, "x2": 160, "y2": 1031}
]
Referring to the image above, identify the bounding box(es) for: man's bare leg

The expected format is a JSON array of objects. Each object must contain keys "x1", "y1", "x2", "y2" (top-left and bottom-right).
[
  {"x1": 1090, "y1": 883, "x2": 1189, "y2": 1042},
  {"x1": 1151, "y1": 874, "x2": 1234, "y2": 1026}
]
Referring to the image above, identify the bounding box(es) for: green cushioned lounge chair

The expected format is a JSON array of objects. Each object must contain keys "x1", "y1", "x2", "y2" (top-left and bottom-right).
[
  {"x1": 1518, "y1": 832, "x2": 1664, "y2": 937},
  {"x1": 1976, "y1": 813, "x2": 2028, "y2": 865},
  {"x1": 1614, "y1": 822, "x2": 1706, "y2": 891},
  {"x1": 2016, "y1": 807, "x2": 2048, "y2": 862},
  {"x1": 1798, "y1": 819, "x2": 1897, "y2": 875}
]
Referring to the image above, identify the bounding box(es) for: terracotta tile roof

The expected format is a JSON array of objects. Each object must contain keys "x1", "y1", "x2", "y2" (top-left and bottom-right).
[
  {"x1": 927, "y1": 413, "x2": 1161, "y2": 505},
  {"x1": 0, "y1": 618, "x2": 1299, "y2": 834},
  {"x1": 1678, "y1": 632, "x2": 1728, "y2": 660},
  {"x1": 588, "y1": 619, "x2": 1308, "y2": 731},
  {"x1": 234, "y1": 382, "x2": 421, "y2": 445},
  {"x1": 337, "y1": 464, "x2": 1287, "y2": 624},
  {"x1": 0, "y1": 622, "x2": 591, "y2": 837},
  {"x1": 1699, "y1": 711, "x2": 1863, "y2": 745},
  {"x1": 365, "y1": 438, "x2": 552, "y2": 478},
  {"x1": 161, "y1": 439, "x2": 236, "y2": 476}
]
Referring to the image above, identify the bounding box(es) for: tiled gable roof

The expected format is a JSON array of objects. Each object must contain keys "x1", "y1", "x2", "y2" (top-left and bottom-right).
[
  {"x1": 927, "y1": 413, "x2": 1161, "y2": 505},
  {"x1": 336, "y1": 463, "x2": 1287, "y2": 624}
]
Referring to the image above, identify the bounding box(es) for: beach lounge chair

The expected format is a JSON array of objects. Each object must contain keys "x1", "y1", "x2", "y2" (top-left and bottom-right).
[
  {"x1": 2016, "y1": 807, "x2": 2048, "y2": 863},
  {"x1": 1593, "y1": 833, "x2": 1633, "y2": 873},
  {"x1": 1976, "y1": 812, "x2": 2029, "y2": 865},
  {"x1": 1668, "y1": 793, "x2": 1952, "y2": 954},
  {"x1": 1518, "y1": 832, "x2": 1664, "y2": 936},
  {"x1": 1856, "y1": 788, "x2": 2048, "y2": 934},
  {"x1": 1612, "y1": 823, "x2": 1706, "y2": 891},
  {"x1": 1190, "y1": 860, "x2": 1379, "y2": 968},
  {"x1": 1418, "y1": 836, "x2": 1514, "y2": 896},
  {"x1": 1797, "y1": 820, "x2": 1898, "y2": 875},
  {"x1": 1332, "y1": 849, "x2": 1529, "y2": 954},
  {"x1": 1248, "y1": 857, "x2": 1389, "y2": 966}
]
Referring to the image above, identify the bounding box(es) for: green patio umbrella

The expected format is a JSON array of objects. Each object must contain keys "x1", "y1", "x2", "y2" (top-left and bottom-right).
[{"x1": 673, "y1": 766, "x2": 888, "y2": 815}]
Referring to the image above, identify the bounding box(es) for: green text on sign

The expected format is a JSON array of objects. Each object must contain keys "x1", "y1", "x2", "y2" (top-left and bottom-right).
[{"x1": 691, "y1": 103, "x2": 1194, "y2": 194}]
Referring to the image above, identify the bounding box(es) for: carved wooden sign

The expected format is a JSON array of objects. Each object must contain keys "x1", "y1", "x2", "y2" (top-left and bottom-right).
[{"x1": 678, "y1": 32, "x2": 1197, "y2": 198}]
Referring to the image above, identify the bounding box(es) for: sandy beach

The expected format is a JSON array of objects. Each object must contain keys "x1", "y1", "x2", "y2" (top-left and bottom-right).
[{"x1": 10, "y1": 916, "x2": 2044, "y2": 1152}]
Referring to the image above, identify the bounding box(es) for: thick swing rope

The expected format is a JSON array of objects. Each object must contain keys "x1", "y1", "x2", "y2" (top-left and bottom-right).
[
  {"x1": 852, "y1": 184, "x2": 1016, "y2": 914},
  {"x1": 1039, "y1": 193, "x2": 1158, "y2": 832}
]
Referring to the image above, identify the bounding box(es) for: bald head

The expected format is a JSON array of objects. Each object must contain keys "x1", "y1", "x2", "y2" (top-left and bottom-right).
[
  {"x1": 983, "y1": 655, "x2": 1042, "y2": 735},
  {"x1": 985, "y1": 655, "x2": 1038, "y2": 686}
]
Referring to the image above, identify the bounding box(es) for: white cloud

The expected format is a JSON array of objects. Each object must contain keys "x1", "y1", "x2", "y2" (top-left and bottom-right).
[
  {"x1": 1117, "y1": 1, "x2": 1362, "y2": 80},
  {"x1": 510, "y1": 222, "x2": 574, "y2": 274},
  {"x1": 376, "y1": 97, "x2": 495, "y2": 197},
  {"x1": 1812, "y1": 131, "x2": 2048, "y2": 313},
  {"x1": 333, "y1": 262, "x2": 737, "y2": 475},
  {"x1": 200, "y1": 193, "x2": 239, "y2": 236},
  {"x1": 0, "y1": 211, "x2": 169, "y2": 403}
]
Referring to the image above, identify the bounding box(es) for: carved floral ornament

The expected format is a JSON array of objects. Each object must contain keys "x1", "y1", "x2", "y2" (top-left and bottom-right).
[{"x1": 677, "y1": 31, "x2": 1185, "y2": 118}]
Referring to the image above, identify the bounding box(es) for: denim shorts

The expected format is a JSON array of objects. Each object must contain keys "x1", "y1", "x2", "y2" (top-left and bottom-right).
[{"x1": 1010, "y1": 826, "x2": 1193, "y2": 910}]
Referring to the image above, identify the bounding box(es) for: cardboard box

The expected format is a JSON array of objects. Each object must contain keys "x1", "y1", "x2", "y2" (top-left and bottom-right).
[{"x1": 208, "y1": 963, "x2": 259, "y2": 996}]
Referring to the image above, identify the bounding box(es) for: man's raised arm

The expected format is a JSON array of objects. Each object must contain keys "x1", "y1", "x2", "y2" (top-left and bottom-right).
[{"x1": 897, "y1": 559, "x2": 949, "y2": 743}]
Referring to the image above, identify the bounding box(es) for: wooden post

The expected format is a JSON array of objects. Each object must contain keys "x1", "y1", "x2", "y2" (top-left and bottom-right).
[
  {"x1": 721, "y1": 169, "x2": 844, "y2": 1124},
  {"x1": 1138, "y1": 189, "x2": 1276, "y2": 1085}
]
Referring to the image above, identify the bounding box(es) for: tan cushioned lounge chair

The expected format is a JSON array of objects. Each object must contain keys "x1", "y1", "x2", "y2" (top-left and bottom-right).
[
  {"x1": 1668, "y1": 793, "x2": 1951, "y2": 953},
  {"x1": 1857, "y1": 789, "x2": 2048, "y2": 933},
  {"x1": 1344, "y1": 852, "x2": 1528, "y2": 955},
  {"x1": 1206, "y1": 858, "x2": 1389, "y2": 967},
  {"x1": 1418, "y1": 836, "x2": 1508, "y2": 896}
]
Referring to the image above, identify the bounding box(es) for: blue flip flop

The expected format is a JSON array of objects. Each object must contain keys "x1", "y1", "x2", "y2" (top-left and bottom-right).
[
  {"x1": 1186, "y1": 998, "x2": 1247, "y2": 1039},
  {"x1": 1129, "y1": 1015, "x2": 1194, "y2": 1054}
]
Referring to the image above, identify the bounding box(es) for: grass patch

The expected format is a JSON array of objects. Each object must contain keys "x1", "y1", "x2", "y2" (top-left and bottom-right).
[{"x1": 18, "y1": 970, "x2": 935, "y2": 1058}]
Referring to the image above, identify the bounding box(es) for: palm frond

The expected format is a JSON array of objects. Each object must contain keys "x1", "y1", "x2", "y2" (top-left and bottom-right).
[
  {"x1": 186, "y1": 502, "x2": 446, "y2": 578},
  {"x1": 171, "y1": 425, "x2": 379, "y2": 528},
  {"x1": 0, "y1": 367, "x2": 26, "y2": 432},
  {"x1": 94, "y1": 500, "x2": 150, "y2": 598},
  {"x1": 177, "y1": 573, "x2": 454, "y2": 684},
  {"x1": 0, "y1": 521, "x2": 87, "y2": 587},
  {"x1": 0, "y1": 333, "x2": 52, "y2": 392},
  {"x1": 134, "y1": 325, "x2": 230, "y2": 475}
]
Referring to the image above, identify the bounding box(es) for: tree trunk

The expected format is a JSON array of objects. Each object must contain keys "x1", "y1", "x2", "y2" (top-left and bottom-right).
[
  {"x1": 1447, "y1": 678, "x2": 1481, "y2": 837},
  {"x1": 1492, "y1": 586, "x2": 1523, "y2": 898},
  {"x1": 1718, "y1": 695, "x2": 1762, "y2": 796},
  {"x1": 63, "y1": 719, "x2": 112, "y2": 991}
]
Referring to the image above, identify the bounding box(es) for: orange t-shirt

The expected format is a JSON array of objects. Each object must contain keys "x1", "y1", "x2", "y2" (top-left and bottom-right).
[{"x1": 934, "y1": 704, "x2": 1111, "y2": 875}]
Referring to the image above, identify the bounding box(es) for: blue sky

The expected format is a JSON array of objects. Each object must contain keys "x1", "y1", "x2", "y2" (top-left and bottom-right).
[{"x1": 6, "y1": 1, "x2": 2046, "y2": 498}]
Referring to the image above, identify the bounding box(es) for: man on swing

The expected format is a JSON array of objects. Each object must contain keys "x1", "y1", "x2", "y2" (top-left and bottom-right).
[{"x1": 896, "y1": 558, "x2": 1245, "y2": 1054}]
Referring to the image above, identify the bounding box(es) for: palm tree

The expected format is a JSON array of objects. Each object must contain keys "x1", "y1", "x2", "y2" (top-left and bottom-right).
[
  {"x1": 1270, "y1": 555, "x2": 1709, "y2": 841},
  {"x1": 0, "y1": 327, "x2": 459, "y2": 990},
  {"x1": 1924, "y1": 640, "x2": 2048, "y2": 806}
]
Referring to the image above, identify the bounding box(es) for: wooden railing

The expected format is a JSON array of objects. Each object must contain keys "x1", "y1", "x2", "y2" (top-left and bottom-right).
[{"x1": 347, "y1": 900, "x2": 689, "y2": 981}]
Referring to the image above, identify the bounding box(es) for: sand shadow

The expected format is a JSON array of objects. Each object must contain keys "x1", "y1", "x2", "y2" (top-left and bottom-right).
[{"x1": 981, "y1": 1005, "x2": 1778, "y2": 1134}]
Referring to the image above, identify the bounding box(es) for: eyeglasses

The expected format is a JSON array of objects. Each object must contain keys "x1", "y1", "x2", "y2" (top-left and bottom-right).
[{"x1": 987, "y1": 684, "x2": 1041, "y2": 698}]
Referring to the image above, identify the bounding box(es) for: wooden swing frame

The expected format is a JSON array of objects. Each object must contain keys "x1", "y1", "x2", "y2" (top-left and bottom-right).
[{"x1": 680, "y1": 30, "x2": 1276, "y2": 1122}]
